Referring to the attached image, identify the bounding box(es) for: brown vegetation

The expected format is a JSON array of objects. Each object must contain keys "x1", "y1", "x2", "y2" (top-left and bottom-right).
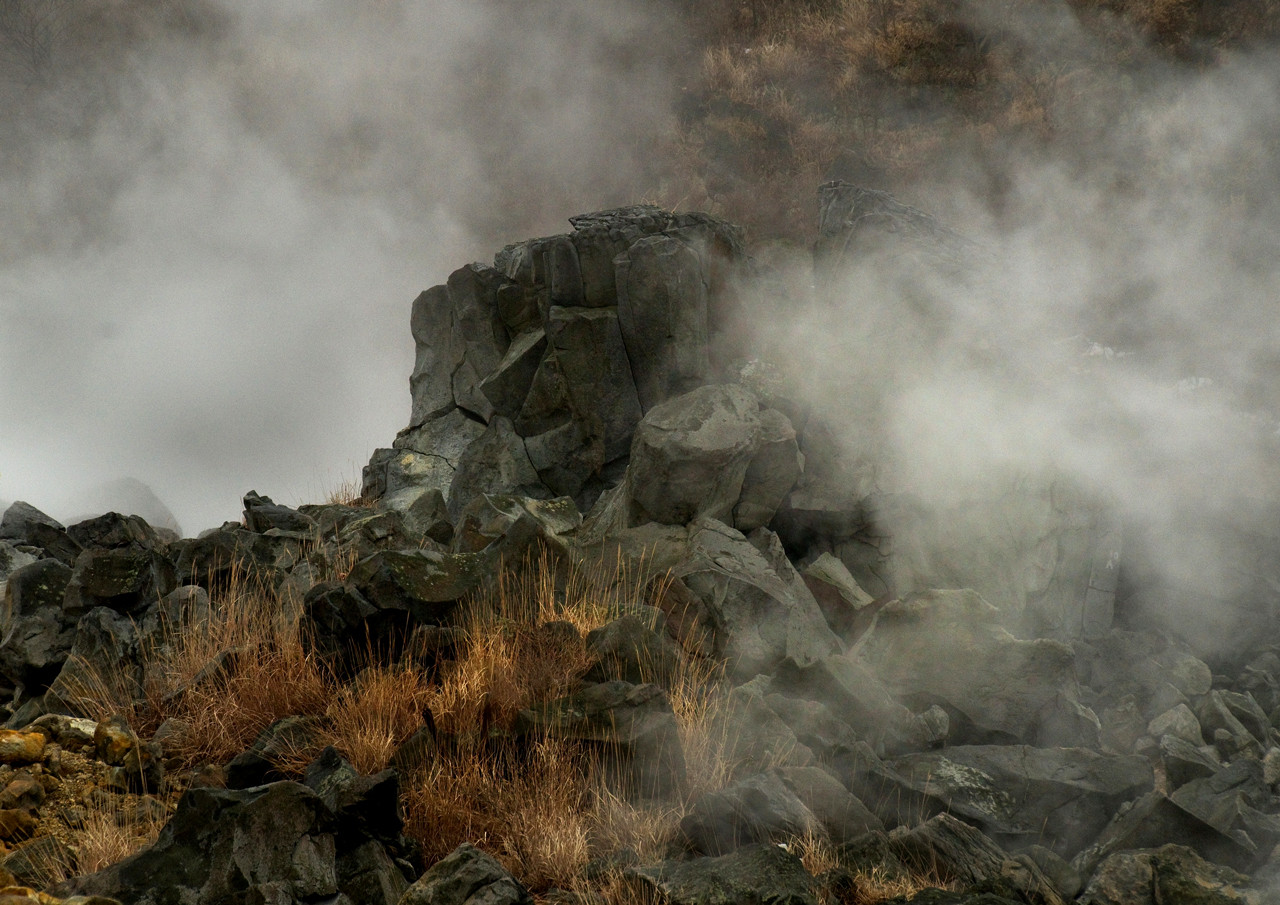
[{"x1": 655, "y1": 0, "x2": 1280, "y2": 243}]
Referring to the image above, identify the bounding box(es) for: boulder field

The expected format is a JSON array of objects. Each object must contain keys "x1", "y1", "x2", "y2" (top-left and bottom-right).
[{"x1": 3, "y1": 188, "x2": 1280, "y2": 904}]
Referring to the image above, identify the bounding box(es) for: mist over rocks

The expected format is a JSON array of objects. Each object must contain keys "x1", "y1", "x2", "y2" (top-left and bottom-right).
[{"x1": 7, "y1": 192, "x2": 1280, "y2": 903}]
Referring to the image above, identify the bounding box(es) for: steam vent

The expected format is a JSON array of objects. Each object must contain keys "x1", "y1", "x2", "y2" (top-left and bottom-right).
[{"x1": 8, "y1": 191, "x2": 1280, "y2": 904}]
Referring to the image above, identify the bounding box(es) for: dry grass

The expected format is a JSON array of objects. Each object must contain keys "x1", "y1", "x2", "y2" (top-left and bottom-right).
[
  {"x1": 35, "y1": 788, "x2": 169, "y2": 887},
  {"x1": 401, "y1": 734, "x2": 597, "y2": 891},
  {"x1": 67, "y1": 795, "x2": 168, "y2": 876},
  {"x1": 144, "y1": 571, "x2": 330, "y2": 767},
  {"x1": 60, "y1": 545, "x2": 955, "y2": 901},
  {"x1": 324, "y1": 475, "x2": 375, "y2": 508},
  {"x1": 322, "y1": 663, "x2": 434, "y2": 774}
]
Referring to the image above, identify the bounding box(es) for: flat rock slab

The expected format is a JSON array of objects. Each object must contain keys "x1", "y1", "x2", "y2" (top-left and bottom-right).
[
  {"x1": 886, "y1": 746, "x2": 1152, "y2": 860},
  {"x1": 628, "y1": 843, "x2": 818, "y2": 905}
]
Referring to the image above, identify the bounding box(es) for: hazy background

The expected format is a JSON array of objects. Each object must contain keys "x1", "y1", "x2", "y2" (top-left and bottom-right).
[
  {"x1": 2, "y1": 0, "x2": 1278, "y2": 565},
  {"x1": 0, "y1": 0, "x2": 683, "y2": 533}
]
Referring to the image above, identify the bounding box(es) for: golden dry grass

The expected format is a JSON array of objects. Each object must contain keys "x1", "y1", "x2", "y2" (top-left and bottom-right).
[{"x1": 60, "y1": 544, "x2": 956, "y2": 900}]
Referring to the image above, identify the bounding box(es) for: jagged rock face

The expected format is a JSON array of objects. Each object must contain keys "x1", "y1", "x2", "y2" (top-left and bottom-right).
[{"x1": 365, "y1": 205, "x2": 749, "y2": 516}]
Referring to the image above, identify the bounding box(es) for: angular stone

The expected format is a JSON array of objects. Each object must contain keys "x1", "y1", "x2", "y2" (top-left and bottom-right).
[
  {"x1": 733, "y1": 408, "x2": 802, "y2": 532},
  {"x1": 628, "y1": 843, "x2": 818, "y2": 905},
  {"x1": 346, "y1": 549, "x2": 491, "y2": 625},
  {"x1": 774, "y1": 650, "x2": 928, "y2": 757},
  {"x1": 514, "y1": 350, "x2": 572, "y2": 437},
  {"x1": 44, "y1": 608, "x2": 144, "y2": 720},
  {"x1": 447, "y1": 264, "x2": 511, "y2": 377},
  {"x1": 524, "y1": 422, "x2": 597, "y2": 500},
  {"x1": 1161, "y1": 735, "x2": 1222, "y2": 789},
  {"x1": 66, "y1": 512, "x2": 161, "y2": 551},
  {"x1": 0, "y1": 503, "x2": 81, "y2": 567},
  {"x1": 680, "y1": 770, "x2": 820, "y2": 855},
  {"x1": 615, "y1": 234, "x2": 710, "y2": 411},
  {"x1": 409, "y1": 285, "x2": 465, "y2": 426},
  {"x1": 1081, "y1": 844, "x2": 1259, "y2": 905},
  {"x1": 480, "y1": 328, "x2": 547, "y2": 420},
  {"x1": 450, "y1": 494, "x2": 581, "y2": 555},
  {"x1": 855, "y1": 589, "x2": 1094, "y2": 746},
  {"x1": 546, "y1": 306, "x2": 643, "y2": 464},
  {"x1": 62, "y1": 546, "x2": 177, "y2": 615},
  {"x1": 889, "y1": 814, "x2": 1064, "y2": 905},
  {"x1": 446, "y1": 417, "x2": 548, "y2": 522},
  {"x1": 800, "y1": 553, "x2": 876, "y2": 640},
  {"x1": 585, "y1": 613, "x2": 682, "y2": 687},
  {"x1": 545, "y1": 235, "x2": 585, "y2": 307},
  {"x1": 0, "y1": 559, "x2": 76, "y2": 687},
  {"x1": 627, "y1": 385, "x2": 763, "y2": 527},
  {"x1": 676, "y1": 519, "x2": 839, "y2": 682},
  {"x1": 62, "y1": 780, "x2": 409, "y2": 905},
  {"x1": 382, "y1": 488, "x2": 454, "y2": 547},
  {"x1": 1073, "y1": 791, "x2": 1261, "y2": 876},
  {"x1": 719, "y1": 681, "x2": 813, "y2": 773},
  {"x1": 886, "y1": 746, "x2": 1153, "y2": 860},
  {"x1": 1149, "y1": 704, "x2": 1205, "y2": 747},
  {"x1": 242, "y1": 491, "x2": 317, "y2": 534},
  {"x1": 401, "y1": 843, "x2": 531, "y2": 905}
]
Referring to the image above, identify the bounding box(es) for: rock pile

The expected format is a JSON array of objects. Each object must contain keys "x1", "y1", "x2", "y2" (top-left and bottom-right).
[{"x1": 3, "y1": 195, "x2": 1280, "y2": 904}]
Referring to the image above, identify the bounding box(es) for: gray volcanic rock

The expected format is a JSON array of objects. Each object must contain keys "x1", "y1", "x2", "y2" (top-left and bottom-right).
[
  {"x1": 592, "y1": 518, "x2": 840, "y2": 681},
  {"x1": 680, "y1": 767, "x2": 881, "y2": 855},
  {"x1": 402, "y1": 843, "x2": 531, "y2": 905},
  {"x1": 627, "y1": 843, "x2": 818, "y2": 905},
  {"x1": 615, "y1": 234, "x2": 711, "y2": 411},
  {"x1": 885, "y1": 746, "x2": 1153, "y2": 860},
  {"x1": 889, "y1": 814, "x2": 1065, "y2": 905},
  {"x1": 626, "y1": 384, "x2": 764, "y2": 527},
  {"x1": 0, "y1": 558, "x2": 76, "y2": 689},
  {"x1": 369, "y1": 205, "x2": 751, "y2": 517},
  {"x1": 66, "y1": 476, "x2": 183, "y2": 538},
  {"x1": 1080, "y1": 843, "x2": 1261, "y2": 905},
  {"x1": 60, "y1": 777, "x2": 411, "y2": 905},
  {"x1": 853, "y1": 589, "x2": 1098, "y2": 746},
  {"x1": 0, "y1": 501, "x2": 81, "y2": 566},
  {"x1": 445, "y1": 417, "x2": 549, "y2": 521}
]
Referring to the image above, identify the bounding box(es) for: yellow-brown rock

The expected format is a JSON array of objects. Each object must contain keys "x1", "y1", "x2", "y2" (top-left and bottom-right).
[{"x1": 0, "y1": 734, "x2": 44, "y2": 767}]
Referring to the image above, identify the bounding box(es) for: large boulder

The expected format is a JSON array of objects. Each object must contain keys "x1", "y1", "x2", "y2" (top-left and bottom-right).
[
  {"x1": 445, "y1": 417, "x2": 549, "y2": 521},
  {"x1": 0, "y1": 559, "x2": 76, "y2": 691},
  {"x1": 853, "y1": 589, "x2": 1099, "y2": 746},
  {"x1": 889, "y1": 814, "x2": 1065, "y2": 905},
  {"x1": 884, "y1": 746, "x2": 1153, "y2": 860},
  {"x1": 368, "y1": 206, "x2": 751, "y2": 515},
  {"x1": 625, "y1": 384, "x2": 763, "y2": 527},
  {"x1": 59, "y1": 756, "x2": 414, "y2": 904},
  {"x1": 587, "y1": 518, "x2": 839, "y2": 681},
  {"x1": 0, "y1": 502, "x2": 81, "y2": 567},
  {"x1": 680, "y1": 766, "x2": 880, "y2": 855},
  {"x1": 1080, "y1": 843, "x2": 1262, "y2": 905},
  {"x1": 401, "y1": 843, "x2": 531, "y2": 905},
  {"x1": 627, "y1": 843, "x2": 818, "y2": 905}
]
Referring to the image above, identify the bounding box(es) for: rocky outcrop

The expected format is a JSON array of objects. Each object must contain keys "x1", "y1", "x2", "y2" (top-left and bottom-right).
[
  {"x1": 364, "y1": 205, "x2": 750, "y2": 517},
  {"x1": 8, "y1": 191, "x2": 1280, "y2": 905}
]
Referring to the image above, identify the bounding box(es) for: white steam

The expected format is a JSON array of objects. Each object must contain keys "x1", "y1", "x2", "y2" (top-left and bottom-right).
[{"x1": 0, "y1": 0, "x2": 679, "y2": 533}]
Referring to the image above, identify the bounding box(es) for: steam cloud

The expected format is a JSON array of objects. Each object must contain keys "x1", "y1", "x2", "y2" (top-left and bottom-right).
[
  {"x1": 0, "y1": 0, "x2": 680, "y2": 532},
  {"x1": 3, "y1": 0, "x2": 1278, "y2": 657}
]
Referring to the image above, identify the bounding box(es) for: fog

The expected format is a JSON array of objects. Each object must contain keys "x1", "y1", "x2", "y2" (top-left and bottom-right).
[
  {"x1": 0, "y1": 0, "x2": 681, "y2": 534},
  {"x1": 754, "y1": 40, "x2": 1280, "y2": 652}
]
